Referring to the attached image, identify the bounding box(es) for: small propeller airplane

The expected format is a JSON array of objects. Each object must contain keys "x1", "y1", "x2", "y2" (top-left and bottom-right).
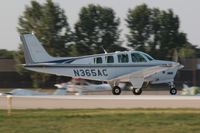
[{"x1": 20, "y1": 34, "x2": 184, "y2": 95}]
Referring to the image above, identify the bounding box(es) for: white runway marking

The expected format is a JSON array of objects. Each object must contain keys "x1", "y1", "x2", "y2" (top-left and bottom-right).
[
  {"x1": 0, "y1": 95, "x2": 200, "y2": 109},
  {"x1": 13, "y1": 95, "x2": 200, "y2": 100}
]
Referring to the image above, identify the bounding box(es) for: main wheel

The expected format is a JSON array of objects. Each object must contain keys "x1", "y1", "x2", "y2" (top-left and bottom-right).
[
  {"x1": 133, "y1": 88, "x2": 142, "y2": 95},
  {"x1": 170, "y1": 88, "x2": 177, "y2": 95},
  {"x1": 112, "y1": 86, "x2": 121, "y2": 95}
]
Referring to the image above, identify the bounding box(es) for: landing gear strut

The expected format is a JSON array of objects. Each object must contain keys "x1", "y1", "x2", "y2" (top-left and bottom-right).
[
  {"x1": 132, "y1": 88, "x2": 142, "y2": 95},
  {"x1": 112, "y1": 86, "x2": 121, "y2": 95},
  {"x1": 169, "y1": 82, "x2": 177, "y2": 95}
]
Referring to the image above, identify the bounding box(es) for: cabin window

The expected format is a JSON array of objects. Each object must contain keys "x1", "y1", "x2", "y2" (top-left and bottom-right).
[
  {"x1": 131, "y1": 53, "x2": 147, "y2": 62},
  {"x1": 106, "y1": 56, "x2": 114, "y2": 63},
  {"x1": 118, "y1": 54, "x2": 129, "y2": 63},
  {"x1": 94, "y1": 57, "x2": 103, "y2": 64}
]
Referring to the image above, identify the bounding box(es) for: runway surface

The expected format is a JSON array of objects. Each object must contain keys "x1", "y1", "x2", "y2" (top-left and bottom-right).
[{"x1": 0, "y1": 95, "x2": 200, "y2": 109}]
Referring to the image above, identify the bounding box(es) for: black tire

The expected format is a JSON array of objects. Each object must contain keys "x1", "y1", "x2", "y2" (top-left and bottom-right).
[
  {"x1": 170, "y1": 88, "x2": 177, "y2": 95},
  {"x1": 112, "y1": 86, "x2": 121, "y2": 95},
  {"x1": 133, "y1": 88, "x2": 142, "y2": 95}
]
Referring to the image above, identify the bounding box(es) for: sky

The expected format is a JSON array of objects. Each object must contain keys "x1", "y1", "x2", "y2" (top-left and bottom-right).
[{"x1": 0, "y1": 0, "x2": 200, "y2": 50}]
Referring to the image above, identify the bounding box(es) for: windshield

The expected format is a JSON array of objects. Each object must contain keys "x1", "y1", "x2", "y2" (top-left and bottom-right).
[
  {"x1": 131, "y1": 53, "x2": 147, "y2": 62},
  {"x1": 143, "y1": 54, "x2": 154, "y2": 61}
]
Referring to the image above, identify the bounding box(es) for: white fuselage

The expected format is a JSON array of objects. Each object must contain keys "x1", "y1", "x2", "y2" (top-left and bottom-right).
[{"x1": 25, "y1": 51, "x2": 182, "y2": 84}]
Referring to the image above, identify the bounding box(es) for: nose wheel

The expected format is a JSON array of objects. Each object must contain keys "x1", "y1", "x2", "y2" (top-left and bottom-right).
[
  {"x1": 169, "y1": 82, "x2": 177, "y2": 95},
  {"x1": 170, "y1": 88, "x2": 177, "y2": 95},
  {"x1": 112, "y1": 86, "x2": 121, "y2": 95}
]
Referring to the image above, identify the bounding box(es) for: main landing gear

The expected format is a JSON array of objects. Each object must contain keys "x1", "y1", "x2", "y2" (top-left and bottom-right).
[
  {"x1": 132, "y1": 88, "x2": 142, "y2": 95},
  {"x1": 112, "y1": 86, "x2": 121, "y2": 95},
  {"x1": 112, "y1": 86, "x2": 143, "y2": 95},
  {"x1": 169, "y1": 82, "x2": 177, "y2": 95}
]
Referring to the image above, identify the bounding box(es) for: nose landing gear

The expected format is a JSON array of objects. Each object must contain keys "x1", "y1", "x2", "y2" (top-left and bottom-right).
[
  {"x1": 169, "y1": 82, "x2": 177, "y2": 95},
  {"x1": 170, "y1": 88, "x2": 177, "y2": 95}
]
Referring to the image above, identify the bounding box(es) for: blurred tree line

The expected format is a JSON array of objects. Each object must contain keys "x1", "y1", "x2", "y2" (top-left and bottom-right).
[
  {"x1": 0, "y1": 49, "x2": 16, "y2": 58},
  {"x1": 126, "y1": 4, "x2": 198, "y2": 60},
  {"x1": 12, "y1": 0, "x2": 199, "y2": 87}
]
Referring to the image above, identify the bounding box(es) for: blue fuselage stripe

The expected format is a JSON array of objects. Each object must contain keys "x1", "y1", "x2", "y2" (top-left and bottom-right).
[{"x1": 24, "y1": 64, "x2": 159, "y2": 68}]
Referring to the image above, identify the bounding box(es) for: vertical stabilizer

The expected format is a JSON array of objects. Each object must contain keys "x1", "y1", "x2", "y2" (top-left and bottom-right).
[{"x1": 20, "y1": 34, "x2": 55, "y2": 64}]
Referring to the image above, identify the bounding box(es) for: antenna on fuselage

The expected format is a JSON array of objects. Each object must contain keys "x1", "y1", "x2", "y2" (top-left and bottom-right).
[
  {"x1": 31, "y1": 31, "x2": 35, "y2": 35},
  {"x1": 101, "y1": 46, "x2": 108, "y2": 54}
]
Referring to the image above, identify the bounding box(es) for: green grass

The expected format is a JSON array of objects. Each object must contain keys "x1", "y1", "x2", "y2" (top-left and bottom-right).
[{"x1": 0, "y1": 109, "x2": 200, "y2": 133}]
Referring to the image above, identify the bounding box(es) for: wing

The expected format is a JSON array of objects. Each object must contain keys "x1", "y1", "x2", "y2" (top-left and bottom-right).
[
  {"x1": 109, "y1": 65, "x2": 175, "y2": 88},
  {"x1": 112, "y1": 65, "x2": 170, "y2": 81}
]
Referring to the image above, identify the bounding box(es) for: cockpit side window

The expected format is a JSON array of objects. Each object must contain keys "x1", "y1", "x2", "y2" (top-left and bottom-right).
[
  {"x1": 106, "y1": 56, "x2": 114, "y2": 63},
  {"x1": 118, "y1": 54, "x2": 129, "y2": 63},
  {"x1": 94, "y1": 57, "x2": 103, "y2": 64},
  {"x1": 131, "y1": 53, "x2": 147, "y2": 62}
]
